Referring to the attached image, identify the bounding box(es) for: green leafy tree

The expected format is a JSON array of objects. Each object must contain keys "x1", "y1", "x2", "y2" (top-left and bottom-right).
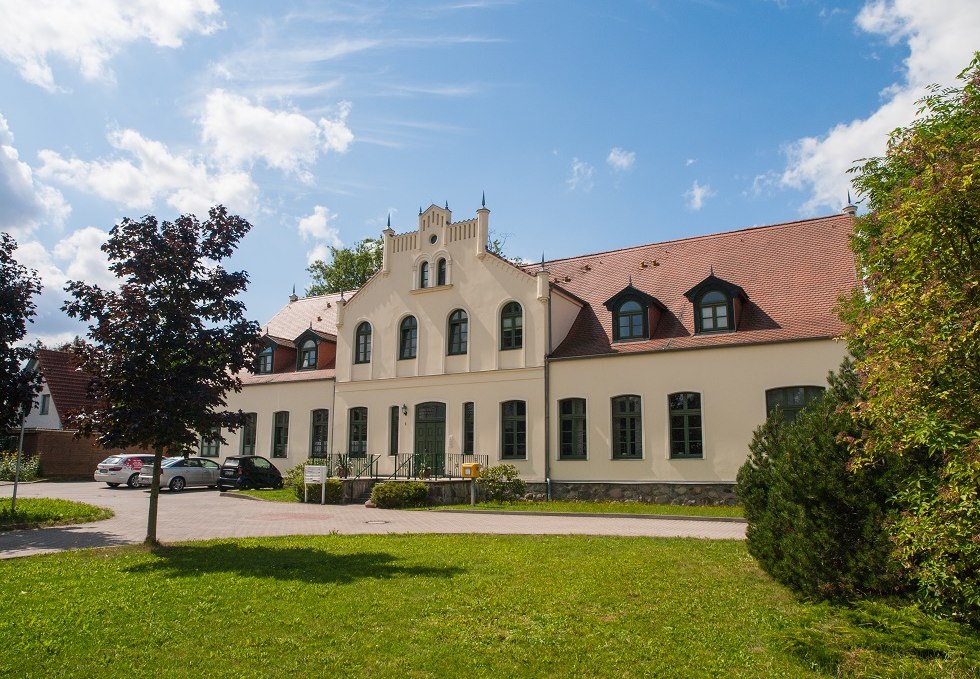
[
  {"x1": 306, "y1": 237, "x2": 383, "y2": 296},
  {"x1": 842, "y1": 53, "x2": 980, "y2": 622},
  {"x1": 62, "y1": 206, "x2": 260, "y2": 546},
  {"x1": 0, "y1": 233, "x2": 42, "y2": 431},
  {"x1": 737, "y1": 362, "x2": 908, "y2": 600}
]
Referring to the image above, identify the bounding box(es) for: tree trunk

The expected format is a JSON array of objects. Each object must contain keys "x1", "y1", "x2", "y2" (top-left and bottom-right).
[{"x1": 145, "y1": 446, "x2": 164, "y2": 547}]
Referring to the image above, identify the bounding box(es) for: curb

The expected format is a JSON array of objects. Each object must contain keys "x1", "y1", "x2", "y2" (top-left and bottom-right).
[{"x1": 433, "y1": 509, "x2": 747, "y2": 523}]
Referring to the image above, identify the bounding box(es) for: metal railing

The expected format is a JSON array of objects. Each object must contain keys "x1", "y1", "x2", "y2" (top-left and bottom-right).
[
  {"x1": 387, "y1": 452, "x2": 489, "y2": 480},
  {"x1": 305, "y1": 453, "x2": 379, "y2": 478}
]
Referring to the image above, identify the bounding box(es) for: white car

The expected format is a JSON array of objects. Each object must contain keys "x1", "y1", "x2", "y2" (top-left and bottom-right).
[
  {"x1": 138, "y1": 456, "x2": 221, "y2": 491},
  {"x1": 94, "y1": 454, "x2": 157, "y2": 488}
]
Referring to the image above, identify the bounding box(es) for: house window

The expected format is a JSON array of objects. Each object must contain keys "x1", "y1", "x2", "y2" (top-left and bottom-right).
[
  {"x1": 348, "y1": 407, "x2": 368, "y2": 458},
  {"x1": 298, "y1": 338, "x2": 317, "y2": 370},
  {"x1": 448, "y1": 309, "x2": 468, "y2": 355},
  {"x1": 355, "y1": 322, "x2": 372, "y2": 364},
  {"x1": 698, "y1": 290, "x2": 730, "y2": 333},
  {"x1": 256, "y1": 346, "x2": 273, "y2": 374},
  {"x1": 559, "y1": 398, "x2": 587, "y2": 459},
  {"x1": 766, "y1": 386, "x2": 825, "y2": 424},
  {"x1": 310, "y1": 409, "x2": 329, "y2": 458},
  {"x1": 199, "y1": 426, "x2": 219, "y2": 457},
  {"x1": 241, "y1": 412, "x2": 257, "y2": 455},
  {"x1": 419, "y1": 261, "x2": 429, "y2": 288},
  {"x1": 39, "y1": 394, "x2": 50, "y2": 415},
  {"x1": 500, "y1": 302, "x2": 523, "y2": 350},
  {"x1": 399, "y1": 316, "x2": 418, "y2": 360},
  {"x1": 669, "y1": 392, "x2": 703, "y2": 459},
  {"x1": 615, "y1": 300, "x2": 646, "y2": 341},
  {"x1": 462, "y1": 402, "x2": 475, "y2": 455},
  {"x1": 437, "y1": 258, "x2": 447, "y2": 285},
  {"x1": 272, "y1": 411, "x2": 289, "y2": 458},
  {"x1": 611, "y1": 395, "x2": 642, "y2": 458},
  {"x1": 500, "y1": 400, "x2": 526, "y2": 460},
  {"x1": 389, "y1": 405, "x2": 399, "y2": 456}
]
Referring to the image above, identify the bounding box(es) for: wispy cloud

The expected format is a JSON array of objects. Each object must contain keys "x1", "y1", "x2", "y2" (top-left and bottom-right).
[
  {"x1": 566, "y1": 158, "x2": 594, "y2": 192},
  {"x1": 684, "y1": 180, "x2": 715, "y2": 211},
  {"x1": 607, "y1": 147, "x2": 636, "y2": 171}
]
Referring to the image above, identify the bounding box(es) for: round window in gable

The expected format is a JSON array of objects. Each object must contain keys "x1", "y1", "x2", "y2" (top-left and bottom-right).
[{"x1": 429, "y1": 234, "x2": 437, "y2": 244}]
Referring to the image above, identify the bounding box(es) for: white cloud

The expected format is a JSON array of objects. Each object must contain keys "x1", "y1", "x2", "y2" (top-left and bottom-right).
[
  {"x1": 200, "y1": 91, "x2": 353, "y2": 180},
  {"x1": 607, "y1": 147, "x2": 636, "y2": 172},
  {"x1": 566, "y1": 158, "x2": 594, "y2": 192},
  {"x1": 37, "y1": 127, "x2": 258, "y2": 217},
  {"x1": 781, "y1": 0, "x2": 980, "y2": 213},
  {"x1": 0, "y1": 0, "x2": 221, "y2": 91},
  {"x1": 684, "y1": 180, "x2": 715, "y2": 211},
  {"x1": 0, "y1": 114, "x2": 70, "y2": 238},
  {"x1": 685, "y1": 158, "x2": 696, "y2": 167},
  {"x1": 298, "y1": 205, "x2": 344, "y2": 265},
  {"x1": 52, "y1": 227, "x2": 115, "y2": 288}
]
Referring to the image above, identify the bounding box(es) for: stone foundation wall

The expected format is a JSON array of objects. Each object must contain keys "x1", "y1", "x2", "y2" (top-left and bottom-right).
[{"x1": 525, "y1": 481, "x2": 738, "y2": 506}]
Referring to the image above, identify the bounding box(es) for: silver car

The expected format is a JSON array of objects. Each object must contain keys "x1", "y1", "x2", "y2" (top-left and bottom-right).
[{"x1": 138, "y1": 456, "x2": 221, "y2": 492}]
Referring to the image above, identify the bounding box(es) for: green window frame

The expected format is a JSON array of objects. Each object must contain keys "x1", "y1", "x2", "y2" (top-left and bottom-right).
[
  {"x1": 611, "y1": 395, "x2": 642, "y2": 458},
  {"x1": 669, "y1": 392, "x2": 703, "y2": 459},
  {"x1": 500, "y1": 400, "x2": 526, "y2": 460},
  {"x1": 399, "y1": 316, "x2": 418, "y2": 360},
  {"x1": 389, "y1": 405, "x2": 399, "y2": 456},
  {"x1": 448, "y1": 309, "x2": 468, "y2": 355},
  {"x1": 310, "y1": 409, "x2": 329, "y2": 458},
  {"x1": 256, "y1": 346, "x2": 273, "y2": 374},
  {"x1": 697, "y1": 290, "x2": 730, "y2": 333},
  {"x1": 437, "y1": 258, "x2": 447, "y2": 286},
  {"x1": 354, "y1": 322, "x2": 372, "y2": 364},
  {"x1": 348, "y1": 407, "x2": 368, "y2": 458},
  {"x1": 500, "y1": 301, "x2": 523, "y2": 350},
  {"x1": 766, "y1": 386, "x2": 824, "y2": 424},
  {"x1": 559, "y1": 398, "x2": 587, "y2": 459},
  {"x1": 272, "y1": 411, "x2": 289, "y2": 458},
  {"x1": 419, "y1": 261, "x2": 429, "y2": 288},
  {"x1": 199, "y1": 426, "x2": 220, "y2": 457},
  {"x1": 614, "y1": 299, "x2": 647, "y2": 341},
  {"x1": 240, "y1": 412, "x2": 257, "y2": 455},
  {"x1": 298, "y1": 338, "x2": 317, "y2": 370},
  {"x1": 462, "y1": 402, "x2": 475, "y2": 455}
]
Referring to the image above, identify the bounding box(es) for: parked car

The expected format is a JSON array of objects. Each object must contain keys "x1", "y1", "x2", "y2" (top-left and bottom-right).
[
  {"x1": 217, "y1": 455, "x2": 283, "y2": 491},
  {"x1": 94, "y1": 454, "x2": 157, "y2": 488},
  {"x1": 137, "y1": 456, "x2": 221, "y2": 491}
]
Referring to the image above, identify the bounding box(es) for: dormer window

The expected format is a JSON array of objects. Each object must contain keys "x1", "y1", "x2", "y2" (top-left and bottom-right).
[
  {"x1": 256, "y1": 346, "x2": 273, "y2": 374},
  {"x1": 419, "y1": 262, "x2": 429, "y2": 288},
  {"x1": 603, "y1": 284, "x2": 665, "y2": 343},
  {"x1": 684, "y1": 274, "x2": 747, "y2": 335},
  {"x1": 298, "y1": 338, "x2": 317, "y2": 369},
  {"x1": 616, "y1": 300, "x2": 646, "y2": 340},
  {"x1": 437, "y1": 258, "x2": 447, "y2": 286}
]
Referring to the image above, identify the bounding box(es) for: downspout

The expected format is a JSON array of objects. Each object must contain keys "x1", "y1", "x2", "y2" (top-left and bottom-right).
[{"x1": 543, "y1": 284, "x2": 553, "y2": 500}]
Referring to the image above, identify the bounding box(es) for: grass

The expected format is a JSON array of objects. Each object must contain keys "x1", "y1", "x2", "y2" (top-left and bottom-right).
[
  {"x1": 1, "y1": 535, "x2": 976, "y2": 678},
  {"x1": 0, "y1": 498, "x2": 112, "y2": 531},
  {"x1": 434, "y1": 499, "x2": 744, "y2": 519},
  {"x1": 233, "y1": 487, "x2": 299, "y2": 502}
]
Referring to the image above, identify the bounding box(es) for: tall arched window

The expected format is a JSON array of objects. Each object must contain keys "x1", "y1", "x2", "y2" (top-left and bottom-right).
[
  {"x1": 399, "y1": 316, "x2": 418, "y2": 360},
  {"x1": 447, "y1": 309, "x2": 468, "y2": 355},
  {"x1": 500, "y1": 301, "x2": 523, "y2": 350},
  {"x1": 298, "y1": 338, "x2": 317, "y2": 369},
  {"x1": 436, "y1": 258, "x2": 447, "y2": 285},
  {"x1": 354, "y1": 322, "x2": 372, "y2": 364},
  {"x1": 419, "y1": 261, "x2": 429, "y2": 288}
]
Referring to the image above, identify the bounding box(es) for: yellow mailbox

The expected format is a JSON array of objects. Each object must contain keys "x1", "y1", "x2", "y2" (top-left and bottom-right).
[{"x1": 461, "y1": 462, "x2": 481, "y2": 478}]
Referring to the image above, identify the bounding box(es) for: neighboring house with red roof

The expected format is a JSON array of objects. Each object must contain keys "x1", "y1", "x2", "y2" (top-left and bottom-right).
[{"x1": 217, "y1": 199, "x2": 857, "y2": 502}]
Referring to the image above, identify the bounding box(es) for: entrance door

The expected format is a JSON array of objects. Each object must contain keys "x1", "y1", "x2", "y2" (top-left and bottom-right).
[{"x1": 414, "y1": 402, "x2": 446, "y2": 476}]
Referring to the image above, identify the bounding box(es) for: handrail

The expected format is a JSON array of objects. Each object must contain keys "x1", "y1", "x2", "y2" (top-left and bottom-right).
[{"x1": 386, "y1": 452, "x2": 489, "y2": 480}]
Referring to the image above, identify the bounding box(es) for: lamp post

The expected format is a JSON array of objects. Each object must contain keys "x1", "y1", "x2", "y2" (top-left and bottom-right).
[{"x1": 11, "y1": 407, "x2": 26, "y2": 513}]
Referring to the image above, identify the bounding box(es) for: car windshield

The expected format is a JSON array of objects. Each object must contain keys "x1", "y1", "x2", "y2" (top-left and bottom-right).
[{"x1": 223, "y1": 459, "x2": 241, "y2": 468}]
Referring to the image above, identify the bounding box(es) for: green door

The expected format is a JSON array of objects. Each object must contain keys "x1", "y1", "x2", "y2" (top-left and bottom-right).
[{"x1": 414, "y1": 402, "x2": 446, "y2": 476}]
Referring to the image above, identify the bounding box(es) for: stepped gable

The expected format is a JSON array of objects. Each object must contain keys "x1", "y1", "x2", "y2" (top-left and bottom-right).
[
  {"x1": 263, "y1": 291, "x2": 345, "y2": 341},
  {"x1": 531, "y1": 213, "x2": 857, "y2": 358},
  {"x1": 35, "y1": 349, "x2": 93, "y2": 416}
]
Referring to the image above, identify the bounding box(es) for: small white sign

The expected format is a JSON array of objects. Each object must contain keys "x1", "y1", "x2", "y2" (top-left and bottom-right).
[{"x1": 304, "y1": 465, "x2": 327, "y2": 484}]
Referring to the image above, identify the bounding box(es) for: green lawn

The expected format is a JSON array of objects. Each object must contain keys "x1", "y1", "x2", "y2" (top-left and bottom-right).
[
  {"x1": 0, "y1": 497, "x2": 112, "y2": 531},
  {"x1": 1, "y1": 535, "x2": 976, "y2": 678},
  {"x1": 434, "y1": 499, "x2": 744, "y2": 519},
  {"x1": 233, "y1": 487, "x2": 299, "y2": 502}
]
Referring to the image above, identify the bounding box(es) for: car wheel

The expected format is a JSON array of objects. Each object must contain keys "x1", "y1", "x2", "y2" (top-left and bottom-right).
[
  {"x1": 275, "y1": 479, "x2": 284, "y2": 489},
  {"x1": 107, "y1": 482, "x2": 120, "y2": 488},
  {"x1": 126, "y1": 473, "x2": 140, "y2": 488},
  {"x1": 169, "y1": 476, "x2": 186, "y2": 492}
]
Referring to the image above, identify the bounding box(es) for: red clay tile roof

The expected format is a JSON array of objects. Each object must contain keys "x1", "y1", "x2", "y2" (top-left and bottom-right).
[
  {"x1": 261, "y1": 292, "x2": 344, "y2": 342},
  {"x1": 35, "y1": 349, "x2": 94, "y2": 417},
  {"x1": 529, "y1": 213, "x2": 857, "y2": 359}
]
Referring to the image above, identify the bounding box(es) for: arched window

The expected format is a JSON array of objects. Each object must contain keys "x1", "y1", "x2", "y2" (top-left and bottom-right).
[
  {"x1": 615, "y1": 300, "x2": 646, "y2": 340},
  {"x1": 354, "y1": 322, "x2": 372, "y2": 364},
  {"x1": 611, "y1": 395, "x2": 642, "y2": 458},
  {"x1": 399, "y1": 316, "x2": 418, "y2": 360},
  {"x1": 256, "y1": 346, "x2": 273, "y2": 374},
  {"x1": 698, "y1": 290, "x2": 730, "y2": 332},
  {"x1": 447, "y1": 309, "x2": 468, "y2": 355},
  {"x1": 419, "y1": 261, "x2": 429, "y2": 288},
  {"x1": 298, "y1": 338, "x2": 317, "y2": 369},
  {"x1": 436, "y1": 258, "x2": 447, "y2": 285},
  {"x1": 500, "y1": 301, "x2": 523, "y2": 350},
  {"x1": 669, "y1": 392, "x2": 703, "y2": 458}
]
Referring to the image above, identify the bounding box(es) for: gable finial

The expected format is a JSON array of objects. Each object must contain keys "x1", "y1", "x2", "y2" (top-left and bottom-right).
[
  {"x1": 289, "y1": 284, "x2": 298, "y2": 303},
  {"x1": 445, "y1": 200, "x2": 449, "y2": 210},
  {"x1": 847, "y1": 191, "x2": 852, "y2": 205},
  {"x1": 710, "y1": 265, "x2": 714, "y2": 276},
  {"x1": 482, "y1": 191, "x2": 486, "y2": 208},
  {"x1": 387, "y1": 213, "x2": 391, "y2": 228},
  {"x1": 339, "y1": 288, "x2": 345, "y2": 303},
  {"x1": 539, "y1": 252, "x2": 546, "y2": 271},
  {"x1": 419, "y1": 206, "x2": 422, "y2": 215},
  {"x1": 628, "y1": 275, "x2": 633, "y2": 287}
]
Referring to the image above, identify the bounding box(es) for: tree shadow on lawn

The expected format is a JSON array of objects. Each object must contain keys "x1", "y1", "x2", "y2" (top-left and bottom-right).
[{"x1": 125, "y1": 542, "x2": 465, "y2": 585}]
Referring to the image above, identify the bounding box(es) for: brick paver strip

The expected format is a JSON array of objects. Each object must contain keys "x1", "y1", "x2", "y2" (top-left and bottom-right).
[{"x1": 1, "y1": 481, "x2": 745, "y2": 559}]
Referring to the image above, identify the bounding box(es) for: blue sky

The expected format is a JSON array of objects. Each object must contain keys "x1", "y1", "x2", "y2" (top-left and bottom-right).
[{"x1": 2, "y1": 0, "x2": 978, "y2": 344}]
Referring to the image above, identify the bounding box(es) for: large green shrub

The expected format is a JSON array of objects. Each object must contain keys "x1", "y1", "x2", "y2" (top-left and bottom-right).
[
  {"x1": 370, "y1": 481, "x2": 428, "y2": 509},
  {"x1": 476, "y1": 464, "x2": 526, "y2": 502},
  {"x1": 736, "y1": 362, "x2": 908, "y2": 600},
  {"x1": 0, "y1": 451, "x2": 40, "y2": 481}
]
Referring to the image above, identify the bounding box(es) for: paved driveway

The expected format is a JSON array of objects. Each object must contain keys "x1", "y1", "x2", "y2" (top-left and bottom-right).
[{"x1": 1, "y1": 481, "x2": 745, "y2": 559}]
